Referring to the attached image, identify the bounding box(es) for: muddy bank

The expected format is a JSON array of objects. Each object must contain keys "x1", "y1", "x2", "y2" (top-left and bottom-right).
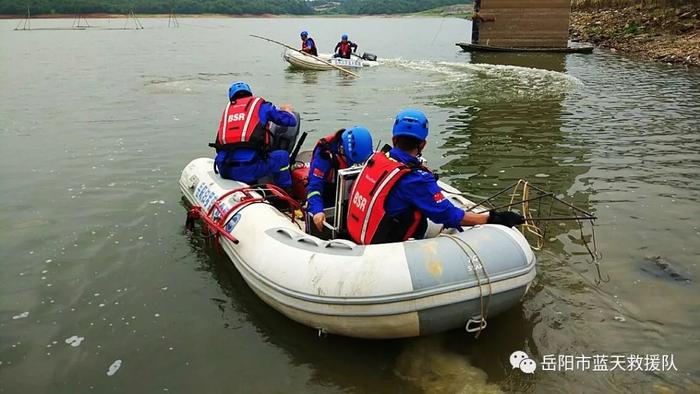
[{"x1": 570, "y1": 3, "x2": 700, "y2": 67}]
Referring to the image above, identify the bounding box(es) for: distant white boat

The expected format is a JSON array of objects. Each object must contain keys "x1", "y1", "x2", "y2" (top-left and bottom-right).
[{"x1": 283, "y1": 49, "x2": 378, "y2": 71}]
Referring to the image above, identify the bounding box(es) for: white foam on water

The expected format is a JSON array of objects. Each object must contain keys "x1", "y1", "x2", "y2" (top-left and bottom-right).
[
  {"x1": 12, "y1": 312, "x2": 29, "y2": 320},
  {"x1": 381, "y1": 57, "x2": 582, "y2": 100},
  {"x1": 65, "y1": 335, "x2": 85, "y2": 347},
  {"x1": 106, "y1": 360, "x2": 122, "y2": 376}
]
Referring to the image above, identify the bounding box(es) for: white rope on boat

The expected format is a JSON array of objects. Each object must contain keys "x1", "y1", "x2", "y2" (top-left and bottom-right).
[{"x1": 440, "y1": 232, "x2": 493, "y2": 338}]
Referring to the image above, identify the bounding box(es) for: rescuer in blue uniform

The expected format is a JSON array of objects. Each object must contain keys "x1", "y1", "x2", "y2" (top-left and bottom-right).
[
  {"x1": 307, "y1": 126, "x2": 374, "y2": 231},
  {"x1": 300, "y1": 31, "x2": 318, "y2": 56},
  {"x1": 212, "y1": 81, "x2": 297, "y2": 188},
  {"x1": 333, "y1": 34, "x2": 358, "y2": 59},
  {"x1": 346, "y1": 109, "x2": 525, "y2": 244}
]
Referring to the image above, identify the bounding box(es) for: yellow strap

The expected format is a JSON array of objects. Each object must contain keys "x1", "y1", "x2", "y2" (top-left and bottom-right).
[
  {"x1": 279, "y1": 165, "x2": 290, "y2": 172},
  {"x1": 307, "y1": 191, "x2": 321, "y2": 199}
]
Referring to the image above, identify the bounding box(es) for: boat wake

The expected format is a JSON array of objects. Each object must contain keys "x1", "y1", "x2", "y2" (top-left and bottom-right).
[
  {"x1": 142, "y1": 72, "x2": 249, "y2": 93},
  {"x1": 380, "y1": 58, "x2": 583, "y2": 104}
]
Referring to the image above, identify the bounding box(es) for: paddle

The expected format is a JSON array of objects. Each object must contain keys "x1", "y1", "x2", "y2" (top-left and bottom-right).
[{"x1": 249, "y1": 34, "x2": 360, "y2": 78}]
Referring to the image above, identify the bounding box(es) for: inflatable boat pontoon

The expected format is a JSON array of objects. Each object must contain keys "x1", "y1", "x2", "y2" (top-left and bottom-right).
[
  {"x1": 283, "y1": 49, "x2": 378, "y2": 71},
  {"x1": 179, "y1": 159, "x2": 536, "y2": 339}
]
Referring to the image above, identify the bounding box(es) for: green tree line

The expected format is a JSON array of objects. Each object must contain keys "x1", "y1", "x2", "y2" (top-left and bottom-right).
[
  {"x1": 0, "y1": 0, "x2": 471, "y2": 15},
  {"x1": 337, "y1": 0, "x2": 469, "y2": 15},
  {"x1": 0, "y1": 0, "x2": 314, "y2": 15},
  {"x1": 309, "y1": 0, "x2": 470, "y2": 15}
]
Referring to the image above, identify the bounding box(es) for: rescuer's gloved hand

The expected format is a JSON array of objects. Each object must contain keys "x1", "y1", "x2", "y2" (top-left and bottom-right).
[{"x1": 487, "y1": 210, "x2": 525, "y2": 228}]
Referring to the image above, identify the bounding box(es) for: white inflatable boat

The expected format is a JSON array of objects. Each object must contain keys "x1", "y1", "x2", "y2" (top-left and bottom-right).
[
  {"x1": 179, "y1": 157, "x2": 537, "y2": 339},
  {"x1": 283, "y1": 49, "x2": 378, "y2": 71}
]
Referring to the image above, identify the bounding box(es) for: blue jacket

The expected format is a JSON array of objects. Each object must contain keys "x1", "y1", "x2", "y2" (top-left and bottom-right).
[
  {"x1": 306, "y1": 138, "x2": 342, "y2": 215},
  {"x1": 228, "y1": 102, "x2": 297, "y2": 162},
  {"x1": 384, "y1": 148, "x2": 465, "y2": 231},
  {"x1": 303, "y1": 37, "x2": 317, "y2": 55}
]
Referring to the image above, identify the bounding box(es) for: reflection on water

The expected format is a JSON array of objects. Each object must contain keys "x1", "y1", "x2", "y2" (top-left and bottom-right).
[{"x1": 285, "y1": 67, "x2": 320, "y2": 85}]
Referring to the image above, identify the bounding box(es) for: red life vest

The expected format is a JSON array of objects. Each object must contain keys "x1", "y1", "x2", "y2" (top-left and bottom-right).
[
  {"x1": 337, "y1": 41, "x2": 352, "y2": 58},
  {"x1": 346, "y1": 151, "x2": 424, "y2": 245},
  {"x1": 314, "y1": 129, "x2": 349, "y2": 183},
  {"x1": 215, "y1": 96, "x2": 270, "y2": 151}
]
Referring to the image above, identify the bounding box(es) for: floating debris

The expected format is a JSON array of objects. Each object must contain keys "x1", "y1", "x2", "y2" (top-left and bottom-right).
[
  {"x1": 12, "y1": 312, "x2": 29, "y2": 320},
  {"x1": 642, "y1": 256, "x2": 692, "y2": 282},
  {"x1": 65, "y1": 335, "x2": 85, "y2": 347},
  {"x1": 107, "y1": 360, "x2": 122, "y2": 376}
]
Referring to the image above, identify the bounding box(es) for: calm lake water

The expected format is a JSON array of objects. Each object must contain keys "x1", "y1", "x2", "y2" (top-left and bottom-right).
[{"x1": 1, "y1": 17, "x2": 699, "y2": 393}]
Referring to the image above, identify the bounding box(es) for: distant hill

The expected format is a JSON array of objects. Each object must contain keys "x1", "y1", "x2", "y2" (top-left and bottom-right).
[
  {"x1": 311, "y1": 0, "x2": 472, "y2": 15},
  {"x1": 0, "y1": 0, "x2": 471, "y2": 16}
]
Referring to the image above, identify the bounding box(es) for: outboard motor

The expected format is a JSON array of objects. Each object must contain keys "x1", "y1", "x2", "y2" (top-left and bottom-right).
[
  {"x1": 361, "y1": 52, "x2": 377, "y2": 61},
  {"x1": 269, "y1": 111, "x2": 301, "y2": 154}
]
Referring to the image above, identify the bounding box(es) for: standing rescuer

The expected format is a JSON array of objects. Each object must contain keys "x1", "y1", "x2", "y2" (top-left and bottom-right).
[
  {"x1": 211, "y1": 81, "x2": 297, "y2": 189},
  {"x1": 307, "y1": 127, "x2": 374, "y2": 231},
  {"x1": 346, "y1": 109, "x2": 525, "y2": 245},
  {"x1": 334, "y1": 34, "x2": 358, "y2": 59},
  {"x1": 300, "y1": 30, "x2": 318, "y2": 56}
]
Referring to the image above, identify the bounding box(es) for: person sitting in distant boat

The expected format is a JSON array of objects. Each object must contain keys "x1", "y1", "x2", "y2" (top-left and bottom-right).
[
  {"x1": 300, "y1": 31, "x2": 318, "y2": 56},
  {"x1": 307, "y1": 127, "x2": 373, "y2": 231},
  {"x1": 333, "y1": 34, "x2": 358, "y2": 59},
  {"x1": 345, "y1": 109, "x2": 525, "y2": 245},
  {"x1": 210, "y1": 81, "x2": 296, "y2": 189}
]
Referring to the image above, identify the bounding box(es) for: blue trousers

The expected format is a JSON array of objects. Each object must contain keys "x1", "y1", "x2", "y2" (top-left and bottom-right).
[{"x1": 216, "y1": 150, "x2": 291, "y2": 188}]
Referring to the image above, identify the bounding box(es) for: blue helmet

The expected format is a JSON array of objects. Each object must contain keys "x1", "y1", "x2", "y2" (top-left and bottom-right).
[
  {"x1": 392, "y1": 109, "x2": 429, "y2": 141},
  {"x1": 341, "y1": 34, "x2": 348, "y2": 41},
  {"x1": 228, "y1": 81, "x2": 251, "y2": 100},
  {"x1": 301, "y1": 30, "x2": 308, "y2": 38},
  {"x1": 341, "y1": 126, "x2": 373, "y2": 165}
]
